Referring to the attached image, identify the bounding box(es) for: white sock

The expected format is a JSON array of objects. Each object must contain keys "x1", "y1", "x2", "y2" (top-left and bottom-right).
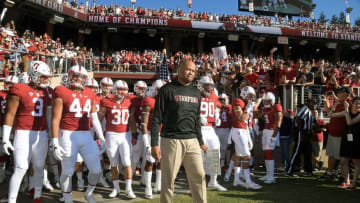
[
  {"x1": 210, "y1": 174, "x2": 217, "y2": 185},
  {"x1": 34, "y1": 186, "x2": 42, "y2": 199},
  {"x1": 144, "y1": 171, "x2": 152, "y2": 188},
  {"x1": 112, "y1": 180, "x2": 120, "y2": 193},
  {"x1": 155, "y1": 169, "x2": 161, "y2": 188},
  {"x1": 225, "y1": 160, "x2": 235, "y2": 179},
  {"x1": 43, "y1": 169, "x2": 49, "y2": 184},
  {"x1": 234, "y1": 167, "x2": 240, "y2": 182},
  {"x1": 28, "y1": 175, "x2": 34, "y2": 190},
  {"x1": 85, "y1": 185, "x2": 96, "y2": 196},
  {"x1": 9, "y1": 168, "x2": 27, "y2": 202},
  {"x1": 244, "y1": 169, "x2": 251, "y2": 183},
  {"x1": 125, "y1": 179, "x2": 132, "y2": 191},
  {"x1": 76, "y1": 172, "x2": 83, "y2": 181}
]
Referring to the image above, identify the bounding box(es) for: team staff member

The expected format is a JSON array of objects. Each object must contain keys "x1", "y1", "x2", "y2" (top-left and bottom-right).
[{"x1": 151, "y1": 60, "x2": 208, "y2": 203}]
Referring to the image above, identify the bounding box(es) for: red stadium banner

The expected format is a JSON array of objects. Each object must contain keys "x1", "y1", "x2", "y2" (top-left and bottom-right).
[
  {"x1": 28, "y1": 0, "x2": 87, "y2": 21},
  {"x1": 87, "y1": 15, "x2": 192, "y2": 28}
]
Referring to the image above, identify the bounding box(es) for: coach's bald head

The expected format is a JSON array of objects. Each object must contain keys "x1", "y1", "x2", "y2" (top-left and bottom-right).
[{"x1": 178, "y1": 60, "x2": 196, "y2": 86}]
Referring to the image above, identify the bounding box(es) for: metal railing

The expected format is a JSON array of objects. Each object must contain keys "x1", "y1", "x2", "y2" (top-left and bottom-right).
[{"x1": 0, "y1": 47, "x2": 94, "y2": 76}]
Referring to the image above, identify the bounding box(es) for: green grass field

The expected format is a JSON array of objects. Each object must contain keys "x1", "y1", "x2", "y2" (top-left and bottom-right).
[{"x1": 135, "y1": 174, "x2": 360, "y2": 203}]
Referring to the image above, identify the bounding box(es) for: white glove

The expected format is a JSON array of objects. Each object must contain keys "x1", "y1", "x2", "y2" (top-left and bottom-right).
[
  {"x1": 1, "y1": 125, "x2": 14, "y2": 156},
  {"x1": 51, "y1": 138, "x2": 65, "y2": 161},
  {"x1": 215, "y1": 118, "x2": 221, "y2": 127},
  {"x1": 200, "y1": 116, "x2": 208, "y2": 126},
  {"x1": 215, "y1": 108, "x2": 221, "y2": 127},
  {"x1": 245, "y1": 102, "x2": 255, "y2": 114},
  {"x1": 270, "y1": 137, "x2": 277, "y2": 149},
  {"x1": 145, "y1": 146, "x2": 151, "y2": 156},
  {"x1": 248, "y1": 139, "x2": 253, "y2": 150},
  {"x1": 97, "y1": 139, "x2": 106, "y2": 154}
]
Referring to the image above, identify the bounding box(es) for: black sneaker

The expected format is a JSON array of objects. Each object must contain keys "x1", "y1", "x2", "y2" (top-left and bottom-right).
[{"x1": 318, "y1": 173, "x2": 336, "y2": 182}]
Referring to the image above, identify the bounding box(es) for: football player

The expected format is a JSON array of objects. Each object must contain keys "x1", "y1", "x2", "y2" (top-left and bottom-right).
[
  {"x1": 2, "y1": 61, "x2": 52, "y2": 203},
  {"x1": 258, "y1": 92, "x2": 282, "y2": 184},
  {"x1": 51, "y1": 65, "x2": 106, "y2": 203},
  {"x1": 198, "y1": 76, "x2": 227, "y2": 191},
  {"x1": 98, "y1": 80, "x2": 136, "y2": 199},
  {"x1": 215, "y1": 93, "x2": 232, "y2": 168},
  {"x1": 227, "y1": 86, "x2": 262, "y2": 190},
  {"x1": 142, "y1": 80, "x2": 165, "y2": 199},
  {"x1": 0, "y1": 76, "x2": 18, "y2": 184},
  {"x1": 129, "y1": 80, "x2": 147, "y2": 184}
]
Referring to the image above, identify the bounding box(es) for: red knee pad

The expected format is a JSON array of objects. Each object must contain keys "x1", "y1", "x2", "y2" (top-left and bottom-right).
[{"x1": 264, "y1": 150, "x2": 273, "y2": 160}]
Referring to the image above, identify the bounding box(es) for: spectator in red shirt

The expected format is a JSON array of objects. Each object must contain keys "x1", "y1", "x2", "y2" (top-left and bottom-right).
[
  {"x1": 244, "y1": 66, "x2": 259, "y2": 88},
  {"x1": 312, "y1": 109, "x2": 326, "y2": 171}
]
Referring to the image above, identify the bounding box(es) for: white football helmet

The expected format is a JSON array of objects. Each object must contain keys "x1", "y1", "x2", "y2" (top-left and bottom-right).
[
  {"x1": 198, "y1": 76, "x2": 214, "y2": 97},
  {"x1": 218, "y1": 93, "x2": 229, "y2": 105},
  {"x1": 264, "y1": 92, "x2": 276, "y2": 106},
  {"x1": 134, "y1": 80, "x2": 147, "y2": 97},
  {"x1": 150, "y1": 79, "x2": 166, "y2": 97},
  {"x1": 100, "y1": 77, "x2": 113, "y2": 94},
  {"x1": 67, "y1": 65, "x2": 88, "y2": 89},
  {"x1": 85, "y1": 78, "x2": 99, "y2": 94},
  {"x1": 113, "y1": 80, "x2": 128, "y2": 99},
  {"x1": 240, "y1": 86, "x2": 256, "y2": 101},
  {"x1": 29, "y1": 60, "x2": 52, "y2": 88},
  {"x1": 4, "y1": 75, "x2": 18, "y2": 91}
]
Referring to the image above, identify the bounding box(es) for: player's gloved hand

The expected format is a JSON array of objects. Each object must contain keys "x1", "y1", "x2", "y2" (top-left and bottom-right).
[
  {"x1": 248, "y1": 139, "x2": 253, "y2": 150},
  {"x1": 200, "y1": 116, "x2": 208, "y2": 126},
  {"x1": 97, "y1": 139, "x2": 106, "y2": 154},
  {"x1": 51, "y1": 138, "x2": 65, "y2": 161},
  {"x1": 1, "y1": 140, "x2": 14, "y2": 156},
  {"x1": 131, "y1": 132, "x2": 139, "y2": 145},
  {"x1": 2, "y1": 125, "x2": 14, "y2": 156},
  {"x1": 270, "y1": 137, "x2": 277, "y2": 149},
  {"x1": 245, "y1": 102, "x2": 255, "y2": 114},
  {"x1": 145, "y1": 145, "x2": 151, "y2": 156},
  {"x1": 215, "y1": 118, "x2": 221, "y2": 127}
]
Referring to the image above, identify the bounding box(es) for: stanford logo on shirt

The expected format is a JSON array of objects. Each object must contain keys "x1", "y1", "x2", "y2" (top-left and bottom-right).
[{"x1": 174, "y1": 95, "x2": 199, "y2": 104}]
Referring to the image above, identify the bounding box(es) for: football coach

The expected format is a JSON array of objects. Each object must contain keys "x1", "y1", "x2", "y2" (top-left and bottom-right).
[{"x1": 151, "y1": 60, "x2": 208, "y2": 203}]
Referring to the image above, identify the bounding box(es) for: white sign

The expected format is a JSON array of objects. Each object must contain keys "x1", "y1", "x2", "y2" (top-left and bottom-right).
[
  {"x1": 212, "y1": 46, "x2": 227, "y2": 60},
  {"x1": 249, "y1": 2, "x2": 254, "y2": 12},
  {"x1": 203, "y1": 149, "x2": 221, "y2": 175}
]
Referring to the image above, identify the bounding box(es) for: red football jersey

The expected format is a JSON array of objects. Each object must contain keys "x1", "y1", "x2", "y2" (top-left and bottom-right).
[
  {"x1": 218, "y1": 104, "x2": 232, "y2": 128},
  {"x1": 54, "y1": 85, "x2": 95, "y2": 131},
  {"x1": 10, "y1": 84, "x2": 52, "y2": 131},
  {"x1": 0, "y1": 91, "x2": 8, "y2": 125},
  {"x1": 141, "y1": 96, "x2": 156, "y2": 131},
  {"x1": 130, "y1": 96, "x2": 143, "y2": 125},
  {"x1": 200, "y1": 93, "x2": 221, "y2": 126},
  {"x1": 231, "y1": 98, "x2": 247, "y2": 129},
  {"x1": 101, "y1": 97, "x2": 131, "y2": 133},
  {"x1": 262, "y1": 104, "x2": 283, "y2": 129}
]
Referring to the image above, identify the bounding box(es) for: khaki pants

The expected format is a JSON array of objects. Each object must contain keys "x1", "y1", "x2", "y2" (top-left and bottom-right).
[{"x1": 160, "y1": 137, "x2": 207, "y2": 203}]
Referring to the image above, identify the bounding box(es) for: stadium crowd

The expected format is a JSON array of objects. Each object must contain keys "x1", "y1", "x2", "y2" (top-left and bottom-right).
[
  {"x1": 1, "y1": 17, "x2": 360, "y2": 203},
  {"x1": 61, "y1": 0, "x2": 360, "y2": 34}
]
